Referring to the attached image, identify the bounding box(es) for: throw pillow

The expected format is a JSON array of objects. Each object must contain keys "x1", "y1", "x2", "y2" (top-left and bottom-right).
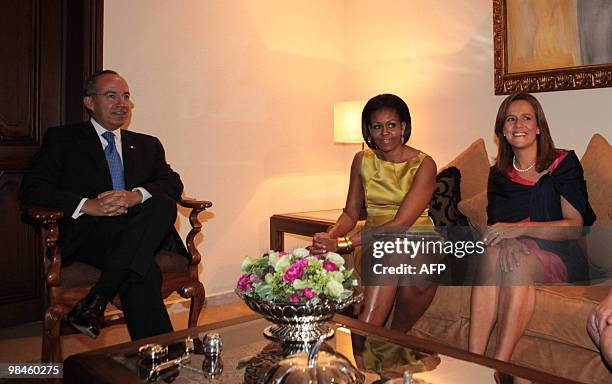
[
  {"x1": 458, "y1": 191, "x2": 488, "y2": 227},
  {"x1": 429, "y1": 167, "x2": 474, "y2": 285},
  {"x1": 440, "y1": 138, "x2": 490, "y2": 200},
  {"x1": 580, "y1": 133, "x2": 612, "y2": 227},
  {"x1": 429, "y1": 167, "x2": 469, "y2": 227}
]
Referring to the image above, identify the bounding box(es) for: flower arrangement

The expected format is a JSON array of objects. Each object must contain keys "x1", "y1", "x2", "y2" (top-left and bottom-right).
[{"x1": 236, "y1": 248, "x2": 357, "y2": 304}]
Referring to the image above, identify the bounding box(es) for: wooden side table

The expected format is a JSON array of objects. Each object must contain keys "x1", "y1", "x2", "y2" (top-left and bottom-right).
[{"x1": 269, "y1": 209, "x2": 342, "y2": 250}]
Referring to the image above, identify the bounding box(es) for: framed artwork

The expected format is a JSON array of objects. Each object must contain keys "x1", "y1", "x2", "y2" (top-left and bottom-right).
[{"x1": 493, "y1": 0, "x2": 612, "y2": 94}]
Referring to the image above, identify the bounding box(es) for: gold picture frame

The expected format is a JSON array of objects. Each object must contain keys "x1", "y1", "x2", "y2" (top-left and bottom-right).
[{"x1": 493, "y1": 0, "x2": 612, "y2": 94}]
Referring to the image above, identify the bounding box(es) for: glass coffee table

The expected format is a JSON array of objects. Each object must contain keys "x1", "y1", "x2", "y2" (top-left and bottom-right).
[{"x1": 63, "y1": 313, "x2": 584, "y2": 384}]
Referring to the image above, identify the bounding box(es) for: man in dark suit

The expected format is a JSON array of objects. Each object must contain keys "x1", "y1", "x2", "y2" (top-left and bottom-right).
[{"x1": 20, "y1": 70, "x2": 182, "y2": 340}]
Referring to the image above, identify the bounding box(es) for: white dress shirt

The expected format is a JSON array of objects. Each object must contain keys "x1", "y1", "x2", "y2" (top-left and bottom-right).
[{"x1": 71, "y1": 118, "x2": 152, "y2": 218}]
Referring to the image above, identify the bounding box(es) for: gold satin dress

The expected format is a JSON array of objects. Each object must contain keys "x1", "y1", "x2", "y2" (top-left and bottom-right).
[
  {"x1": 361, "y1": 148, "x2": 434, "y2": 228},
  {"x1": 352, "y1": 148, "x2": 435, "y2": 277},
  {"x1": 356, "y1": 149, "x2": 440, "y2": 373}
]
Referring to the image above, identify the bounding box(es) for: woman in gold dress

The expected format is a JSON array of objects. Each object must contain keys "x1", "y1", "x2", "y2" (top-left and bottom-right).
[{"x1": 311, "y1": 93, "x2": 437, "y2": 331}]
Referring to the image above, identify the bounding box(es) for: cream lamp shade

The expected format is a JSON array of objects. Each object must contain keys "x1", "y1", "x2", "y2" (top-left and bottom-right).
[{"x1": 333, "y1": 100, "x2": 366, "y2": 143}]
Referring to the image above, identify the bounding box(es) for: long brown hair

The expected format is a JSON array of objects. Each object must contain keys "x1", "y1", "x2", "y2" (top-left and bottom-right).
[{"x1": 494, "y1": 92, "x2": 556, "y2": 173}]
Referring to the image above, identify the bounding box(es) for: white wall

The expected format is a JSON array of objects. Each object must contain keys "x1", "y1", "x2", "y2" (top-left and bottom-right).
[
  {"x1": 104, "y1": 0, "x2": 351, "y2": 295},
  {"x1": 344, "y1": 0, "x2": 611, "y2": 165},
  {"x1": 105, "y1": 0, "x2": 612, "y2": 296}
]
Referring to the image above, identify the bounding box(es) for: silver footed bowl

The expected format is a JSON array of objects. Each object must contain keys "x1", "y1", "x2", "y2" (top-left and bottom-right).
[{"x1": 237, "y1": 290, "x2": 363, "y2": 346}]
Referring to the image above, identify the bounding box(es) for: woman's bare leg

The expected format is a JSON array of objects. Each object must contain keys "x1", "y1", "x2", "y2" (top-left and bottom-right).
[
  {"x1": 493, "y1": 251, "x2": 542, "y2": 361},
  {"x1": 390, "y1": 285, "x2": 438, "y2": 332},
  {"x1": 469, "y1": 285, "x2": 499, "y2": 354},
  {"x1": 358, "y1": 285, "x2": 398, "y2": 326},
  {"x1": 469, "y1": 246, "x2": 502, "y2": 354},
  {"x1": 494, "y1": 285, "x2": 535, "y2": 361}
]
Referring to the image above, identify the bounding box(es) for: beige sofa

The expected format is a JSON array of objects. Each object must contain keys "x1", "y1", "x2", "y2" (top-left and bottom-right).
[{"x1": 408, "y1": 134, "x2": 612, "y2": 384}]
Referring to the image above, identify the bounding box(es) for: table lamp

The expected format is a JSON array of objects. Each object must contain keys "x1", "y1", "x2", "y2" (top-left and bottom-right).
[{"x1": 333, "y1": 100, "x2": 366, "y2": 149}]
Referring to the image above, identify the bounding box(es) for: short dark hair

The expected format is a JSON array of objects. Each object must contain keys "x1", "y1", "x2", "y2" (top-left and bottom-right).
[
  {"x1": 493, "y1": 92, "x2": 556, "y2": 173},
  {"x1": 83, "y1": 69, "x2": 119, "y2": 97},
  {"x1": 361, "y1": 94, "x2": 412, "y2": 150}
]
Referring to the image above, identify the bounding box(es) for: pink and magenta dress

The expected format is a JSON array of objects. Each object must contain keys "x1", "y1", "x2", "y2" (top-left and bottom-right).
[{"x1": 486, "y1": 150, "x2": 596, "y2": 283}]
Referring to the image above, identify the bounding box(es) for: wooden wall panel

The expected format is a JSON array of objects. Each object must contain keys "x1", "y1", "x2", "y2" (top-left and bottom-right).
[
  {"x1": 0, "y1": 1, "x2": 35, "y2": 142},
  {"x1": 0, "y1": 0, "x2": 103, "y2": 327},
  {"x1": 0, "y1": 172, "x2": 41, "y2": 322}
]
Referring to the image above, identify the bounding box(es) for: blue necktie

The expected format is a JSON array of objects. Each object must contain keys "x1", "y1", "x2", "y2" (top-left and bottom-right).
[{"x1": 102, "y1": 131, "x2": 126, "y2": 190}]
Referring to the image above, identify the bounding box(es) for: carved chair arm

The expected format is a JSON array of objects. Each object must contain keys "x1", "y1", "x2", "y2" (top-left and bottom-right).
[
  {"x1": 178, "y1": 198, "x2": 212, "y2": 267},
  {"x1": 178, "y1": 198, "x2": 212, "y2": 210},
  {"x1": 22, "y1": 205, "x2": 64, "y2": 223},
  {"x1": 21, "y1": 205, "x2": 63, "y2": 288}
]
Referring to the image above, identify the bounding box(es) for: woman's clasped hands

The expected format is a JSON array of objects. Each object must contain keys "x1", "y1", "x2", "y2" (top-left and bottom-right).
[{"x1": 310, "y1": 232, "x2": 337, "y2": 255}]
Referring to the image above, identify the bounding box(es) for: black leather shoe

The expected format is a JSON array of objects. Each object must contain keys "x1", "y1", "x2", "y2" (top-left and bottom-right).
[{"x1": 67, "y1": 293, "x2": 107, "y2": 339}]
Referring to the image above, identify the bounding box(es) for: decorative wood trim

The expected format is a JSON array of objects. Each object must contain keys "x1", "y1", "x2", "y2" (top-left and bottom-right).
[
  {"x1": 63, "y1": 0, "x2": 105, "y2": 124},
  {"x1": 493, "y1": 0, "x2": 612, "y2": 94},
  {"x1": 0, "y1": 0, "x2": 40, "y2": 143}
]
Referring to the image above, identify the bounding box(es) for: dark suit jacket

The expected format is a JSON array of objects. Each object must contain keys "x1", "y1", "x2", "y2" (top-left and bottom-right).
[{"x1": 20, "y1": 121, "x2": 186, "y2": 260}]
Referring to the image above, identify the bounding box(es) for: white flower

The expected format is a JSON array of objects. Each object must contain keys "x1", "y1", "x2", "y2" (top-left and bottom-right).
[
  {"x1": 292, "y1": 279, "x2": 309, "y2": 290},
  {"x1": 241, "y1": 256, "x2": 254, "y2": 272},
  {"x1": 328, "y1": 271, "x2": 344, "y2": 282},
  {"x1": 307, "y1": 256, "x2": 319, "y2": 263},
  {"x1": 274, "y1": 255, "x2": 292, "y2": 272},
  {"x1": 325, "y1": 252, "x2": 345, "y2": 266},
  {"x1": 325, "y1": 280, "x2": 344, "y2": 299},
  {"x1": 265, "y1": 274, "x2": 275, "y2": 284},
  {"x1": 268, "y1": 251, "x2": 280, "y2": 268},
  {"x1": 292, "y1": 248, "x2": 310, "y2": 258}
]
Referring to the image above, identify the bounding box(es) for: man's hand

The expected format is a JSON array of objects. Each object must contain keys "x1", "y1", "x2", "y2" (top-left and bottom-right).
[
  {"x1": 588, "y1": 290, "x2": 612, "y2": 346},
  {"x1": 81, "y1": 189, "x2": 142, "y2": 217}
]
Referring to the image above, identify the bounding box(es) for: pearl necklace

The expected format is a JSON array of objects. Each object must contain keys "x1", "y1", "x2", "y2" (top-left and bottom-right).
[{"x1": 513, "y1": 156, "x2": 536, "y2": 173}]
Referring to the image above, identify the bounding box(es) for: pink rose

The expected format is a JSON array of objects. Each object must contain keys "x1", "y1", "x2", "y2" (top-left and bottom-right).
[
  {"x1": 288, "y1": 292, "x2": 300, "y2": 304},
  {"x1": 323, "y1": 260, "x2": 338, "y2": 272},
  {"x1": 237, "y1": 273, "x2": 253, "y2": 292},
  {"x1": 283, "y1": 259, "x2": 309, "y2": 282},
  {"x1": 303, "y1": 288, "x2": 316, "y2": 300}
]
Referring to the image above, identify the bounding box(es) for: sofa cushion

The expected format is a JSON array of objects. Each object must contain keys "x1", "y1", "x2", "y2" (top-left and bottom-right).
[
  {"x1": 440, "y1": 139, "x2": 490, "y2": 200},
  {"x1": 511, "y1": 332, "x2": 609, "y2": 384},
  {"x1": 418, "y1": 285, "x2": 607, "y2": 352},
  {"x1": 580, "y1": 133, "x2": 612, "y2": 227},
  {"x1": 458, "y1": 191, "x2": 488, "y2": 227},
  {"x1": 524, "y1": 286, "x2": 608, "y2": 352},
  {"x1": 429, "y1": 167, "x2": 469, "y2": 226}
]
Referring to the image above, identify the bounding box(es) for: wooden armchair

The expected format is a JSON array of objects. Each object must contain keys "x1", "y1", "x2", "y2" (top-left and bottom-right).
[{"x1": 22, "y1": 198, "x2": 212, "y2": 363}]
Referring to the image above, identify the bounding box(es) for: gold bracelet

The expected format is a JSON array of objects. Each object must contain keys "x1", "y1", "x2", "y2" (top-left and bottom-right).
[
  {"x1": 336, "y1": 236, "x2": 354, "y2": 254},
  {"x1": 346, "y1": 237, "x2": 354, "y2": 252},
  {"x1": 336, "y1": 237, "x2": 348, "y2": 253}
]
